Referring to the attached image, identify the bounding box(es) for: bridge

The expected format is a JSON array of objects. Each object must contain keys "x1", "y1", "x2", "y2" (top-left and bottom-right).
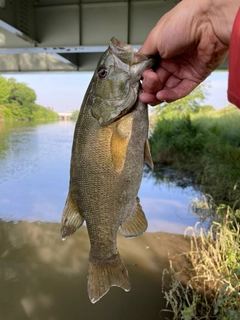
[
  {"x1": 58, "y1": 112, "x2": 73, "y2": 121},
  {"x1": 0, "y1": 0, "x2": 228, "y2": 73}
]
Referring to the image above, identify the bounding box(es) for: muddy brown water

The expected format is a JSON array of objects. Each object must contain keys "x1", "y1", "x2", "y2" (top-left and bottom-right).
[
  {"x1": 0, "y1": 220, "x2": 191, "y2": 320},
  {"x1": 0, "y1": 121, "x2": 203, "y2": 319}
]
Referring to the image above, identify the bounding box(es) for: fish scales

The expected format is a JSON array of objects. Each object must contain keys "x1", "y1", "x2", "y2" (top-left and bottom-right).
[{"x1": 61, "y1": 37, "x2": 154, "y2": 303}]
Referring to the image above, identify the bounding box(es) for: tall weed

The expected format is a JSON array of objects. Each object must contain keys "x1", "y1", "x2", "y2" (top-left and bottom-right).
[{"x1": 162, "y1": 204, "x2": 240, "y2": 320}]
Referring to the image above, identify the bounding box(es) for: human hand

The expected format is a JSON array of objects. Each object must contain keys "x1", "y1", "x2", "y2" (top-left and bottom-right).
[{"x1": 139, "y1": 0, "x2": 238, "y2": 105}]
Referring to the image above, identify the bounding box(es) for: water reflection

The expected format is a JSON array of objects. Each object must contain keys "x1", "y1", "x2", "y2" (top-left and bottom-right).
[
  {"x1": 142, "y1": 166, "x2": 214, "y2": 230},
  {"x1": 140, "y1": 166, "x2": 203, "y2": 233},
  {"x1": 0, "y1": 219, "x2": 190, "y2": 320}
]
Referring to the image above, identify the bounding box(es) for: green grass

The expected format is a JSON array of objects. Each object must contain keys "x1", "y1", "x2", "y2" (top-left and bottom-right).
[{"x1": 149, "y1": 105, "x2": 240, "y2": 205}]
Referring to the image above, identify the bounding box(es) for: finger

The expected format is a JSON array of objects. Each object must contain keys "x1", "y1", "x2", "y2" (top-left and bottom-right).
[
  {"x1": 155, "y1": 66, "x2": 172, "y2": 86},
  {"x1": 141, "y1": 69, "x2": 163, "y2": 94},
  {"x1": 139, "y1": 29, "x2": 159, "y2": 55},
  {"x1": 139, "y1": 92, "x2": 161, "y2": 106},
  {"x1": 164, "y1": 75, "x2": 182, "y2": 89},
  {"x1": 156, "y1": 79, "x2": 200, "y2": 102}
]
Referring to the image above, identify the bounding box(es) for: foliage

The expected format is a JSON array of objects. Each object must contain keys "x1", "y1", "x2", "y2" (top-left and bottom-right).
[
  {"x1": 155, "y1": 83, "x2": 210, "y2": 117},
  {"x1": 150, "y1": 104, "x2": 240, "y2": 205},
  {"x1": 7, "y1": 78, "x2": 36, "y2": 105},
  {"x1": 0, "y1": 76, "x2": 58, "y2": 121},
  {"x1": 197, "y1": 105, "x2": 215, "y2": 113},
  {"x1": 0, "y1": 76, "x2": 10, "y2": 104},
  {"x1": 150, "y1": 114, "x2": 206, "y2": 159},
  {"x1": 72, "y1": 110, "x2": 79, "y2": 121},
  {"x1": 162, "y1": 203, "x2": 240, "y2": 320}
]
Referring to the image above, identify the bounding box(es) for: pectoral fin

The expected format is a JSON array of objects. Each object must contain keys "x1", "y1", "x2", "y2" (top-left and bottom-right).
[
  {"x1": 61, "y1": 191, "x2": 84, "y2": 240},
  {"x1": 110, "y1": 115, "x2": 133, "y2": 174},
  {"x1": 120, "y1": 197, "x2": 148, "y2": 238},
  {"x1": 144, "y1": 139, "x2": 154, "y2": 170}
]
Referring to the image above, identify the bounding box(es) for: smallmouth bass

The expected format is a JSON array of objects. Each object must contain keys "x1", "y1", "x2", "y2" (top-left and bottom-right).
[{"x1": 61, "y1": 37, "x2": 154, "y2": 303}]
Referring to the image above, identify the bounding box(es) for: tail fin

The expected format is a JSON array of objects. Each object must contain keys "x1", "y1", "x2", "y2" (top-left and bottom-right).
[{"x1": 87, "y1": 253, "x2": 131, "y2": 303}]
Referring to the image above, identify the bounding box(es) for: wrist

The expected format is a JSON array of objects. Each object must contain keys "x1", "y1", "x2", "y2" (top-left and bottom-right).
[
  {"x1": 207, "y1": 0, "x2": 240, "y2": 45},
  {"x1": 181, "y1": 0, "x2": 240, "y2": 45}
]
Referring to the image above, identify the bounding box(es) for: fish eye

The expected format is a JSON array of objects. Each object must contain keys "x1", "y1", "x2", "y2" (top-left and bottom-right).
[{"x1": 97, "y1": 68, "x2": 108, "y2": 79}]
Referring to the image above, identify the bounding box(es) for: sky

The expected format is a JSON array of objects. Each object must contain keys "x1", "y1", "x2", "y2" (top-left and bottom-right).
[{"x1": 4, "y1": 70, "x2": 229, "y2": 113}]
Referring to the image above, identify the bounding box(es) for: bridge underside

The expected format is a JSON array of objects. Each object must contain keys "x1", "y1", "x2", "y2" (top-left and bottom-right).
[{"x1": 0, "y1": 0, "x2": 228, "y2": 72}]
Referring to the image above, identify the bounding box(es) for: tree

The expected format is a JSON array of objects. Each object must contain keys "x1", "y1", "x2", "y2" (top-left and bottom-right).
[
  {"x1": 72, "y1": 110, "x2": 79, "y2": 121},
  {"x1": 7, "y1": 78, "x2": 36, "y2": 105},
  {"x1": 0, "y1": 76, "x2": 58, "y2": 121},
  {"x1": 0, "y1": 76, "x2": 10, "y2": 104},
  {"x1": 196, "y1": 105, "x2": 215, "y2": 113},
  {"x1": 156, "y1": 83, "x2": 210, "y2": 117}
]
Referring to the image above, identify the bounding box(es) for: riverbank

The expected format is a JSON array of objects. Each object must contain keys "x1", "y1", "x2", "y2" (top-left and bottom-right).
[
  {"x1": 149, "y1": 105, "x2": 240, "y2": 319},
  {"x1": 0, "y1": 104, "x2": 58, "y2": 122},
  {"x1": 149, "y1": 105, "x2": 240, "y2": 206}
]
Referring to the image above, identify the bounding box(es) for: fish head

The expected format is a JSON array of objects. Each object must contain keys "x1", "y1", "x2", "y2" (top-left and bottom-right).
[{"x1": 90, "y1": 37, "x2": 154, "y2": 125}]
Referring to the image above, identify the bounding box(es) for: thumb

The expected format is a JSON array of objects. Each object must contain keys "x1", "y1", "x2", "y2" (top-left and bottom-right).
[{"x1": 139, "y1": 29, "x2": 159, "y2": 55}]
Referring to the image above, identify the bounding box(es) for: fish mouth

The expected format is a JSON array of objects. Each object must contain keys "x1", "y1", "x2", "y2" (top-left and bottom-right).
[
  {"x1": 110, "y1": 37, "x2": 157, "y2": 70},
  {"x1": 93, "y1": 38, "x2": 158, "y2": 126},
  {"x1": 144, "y1": 54, "x2": 161, "y2": 70}
]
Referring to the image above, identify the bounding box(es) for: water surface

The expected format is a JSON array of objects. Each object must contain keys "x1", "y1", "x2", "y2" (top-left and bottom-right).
[
  {"x1": 0, "y1": 121, "x2": 202, "y2": 231},
  {"x1": 0, "y1": 121, "x2": 202, "y2": 320}
]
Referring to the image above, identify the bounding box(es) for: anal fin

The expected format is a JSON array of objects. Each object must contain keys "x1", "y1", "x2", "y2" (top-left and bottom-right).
[
  {"x1": 144, "y1": 139, "x2": 154, "y2": 170},
  {"x1": 120, "y1": 197, "x2": 148, "y2": 238},
  {"x1": 61, "y1": 190, "x2": 84, "y2": 240}
]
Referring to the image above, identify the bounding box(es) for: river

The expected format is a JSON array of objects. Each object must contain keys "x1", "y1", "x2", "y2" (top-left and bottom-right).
[{"x1": 0, "y1": 121, "x2": 204, "y2": 320}]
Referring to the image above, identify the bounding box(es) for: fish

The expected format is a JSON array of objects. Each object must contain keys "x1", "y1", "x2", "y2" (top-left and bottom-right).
[{"x1": 61, "y1": 37, "x2": 154, "y2": 303}]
